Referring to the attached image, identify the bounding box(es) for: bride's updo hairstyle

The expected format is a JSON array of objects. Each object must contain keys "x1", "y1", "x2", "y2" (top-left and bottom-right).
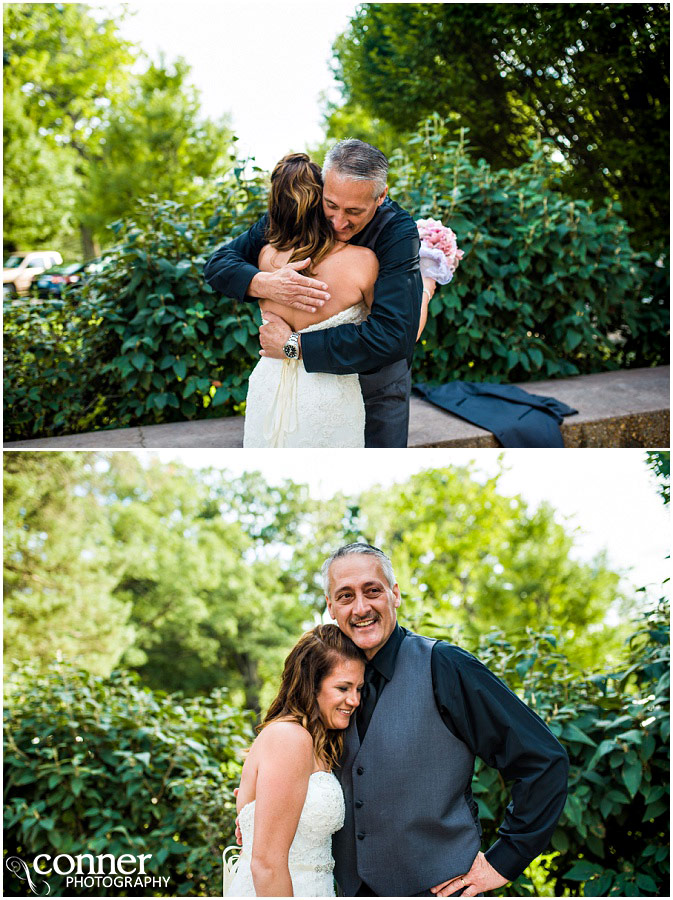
[
  {"x1": 266, "y1": 153, "x2": 335, "y2": 276},
  {"x1": 260, "y1": 624, "x2": 365, "y2": 769}
]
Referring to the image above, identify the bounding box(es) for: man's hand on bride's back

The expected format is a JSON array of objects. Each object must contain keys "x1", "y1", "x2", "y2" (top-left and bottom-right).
[{"x1": 249, "y1": 257, "x2": 330, "y2": 313}]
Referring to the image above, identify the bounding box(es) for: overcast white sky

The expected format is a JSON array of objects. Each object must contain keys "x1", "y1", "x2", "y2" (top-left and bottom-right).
[
  {"x1": 102, "y1": 0, "x2": 360, "y2": 170},
  {"x1": 148, "y1": 449, "x2": 670, "y2": 604}
]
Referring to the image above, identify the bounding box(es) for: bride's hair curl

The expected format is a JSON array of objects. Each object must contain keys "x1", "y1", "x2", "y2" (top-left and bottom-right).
[
  {"x1": 259, "y1": 624, "x2": 365, "y2": 770},
  {"x1": 266, "y1": 153, "x2": 335, "y2": 276}
]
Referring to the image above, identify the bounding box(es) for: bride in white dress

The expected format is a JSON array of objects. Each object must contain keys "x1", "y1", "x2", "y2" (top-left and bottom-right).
[
  {"x1": 243, "y1": 153, "x2": 378, "y2": 448},
  {"x1": 224, "y1": 625, "x2": 365, "y2": 897}
]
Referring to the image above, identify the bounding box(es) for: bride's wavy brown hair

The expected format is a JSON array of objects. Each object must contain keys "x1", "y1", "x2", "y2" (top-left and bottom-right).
[
  {"x1": 266, "y1": 153, "x2": 335, "y2": 276},
  {"x1": 259, "y1": 624, "x2": 365, "y2": 770}
]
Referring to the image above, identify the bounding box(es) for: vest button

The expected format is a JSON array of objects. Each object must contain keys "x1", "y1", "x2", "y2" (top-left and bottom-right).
[
  {"x1": 357, "y1": 832, "x2": 365, "y2": 840},
  {"x1": 356, "y1": 766, "x2": 364, "y2": 775},
  {"x1": 355, "y1": 800, "x2": 363, "y2": 808}
]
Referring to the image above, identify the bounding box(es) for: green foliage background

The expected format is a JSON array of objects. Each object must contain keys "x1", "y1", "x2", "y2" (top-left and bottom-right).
[
  {"x1": 4, "y1": 120, "x2": 668, "y2": 441},
  {"x1": 327, "y1": 3, "x2": 669, "y2": 254},
  {"x1": 4, "y1": 451, "x2": 641, "y2": 698},
  {"x1": 3, "y1": 3, "x2": 235, "y2": 259},
  {"x1": 4, "y1": 664, "x2": 253, "y2": 897},
  {"x1": 390, "y1": 121, "x2": 668, "y2": 386}
]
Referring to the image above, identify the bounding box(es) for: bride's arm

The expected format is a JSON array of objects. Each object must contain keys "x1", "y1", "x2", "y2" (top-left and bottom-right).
[
  {"x1": 360, "y1": 249, "x2": 380, "y2": 311},
  {"x1": 250, "y1": 722, "x2": 314, "y2": 897},
  {"x1": 417, "y1": 277, "x2": 436, "y2": 340},
  {"x1": 258, "y1": 300, "x2": 292, "y2": 327}
]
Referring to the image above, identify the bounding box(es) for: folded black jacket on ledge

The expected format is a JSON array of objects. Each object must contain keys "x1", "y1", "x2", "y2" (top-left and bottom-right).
[{"x1": 413, "y1": 381, "x2": 578, "y2": 447}]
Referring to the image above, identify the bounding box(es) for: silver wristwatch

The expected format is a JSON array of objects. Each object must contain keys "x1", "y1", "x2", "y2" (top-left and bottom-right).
[{"x1": 283, "y1": 332, "x2": 300, "y2": 359}]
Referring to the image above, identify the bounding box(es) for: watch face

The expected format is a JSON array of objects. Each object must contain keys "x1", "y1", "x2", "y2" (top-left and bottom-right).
[{"x1": 283, "y1": 336, "x2": 299, "y2": 359}]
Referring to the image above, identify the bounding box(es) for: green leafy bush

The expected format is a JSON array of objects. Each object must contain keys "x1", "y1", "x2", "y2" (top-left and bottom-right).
[
  {"x1": 84, "y1": 196, "x2": 264, "y2": 428},
  {"x1": 3, "y1": 663, "x2": 254, "y2": 897},
  {"x1": 390, "y1": 118, "x2": 669, "y2": 385},
  {"x1": 468, "y1": 596, "x2": 669, "y2": 896},
  {"x1": 3, "y1": 293, "x2": 110, "y2": 437},
  {"x1": 4, "y1": 169, "x2": 268, "y2": 441}
]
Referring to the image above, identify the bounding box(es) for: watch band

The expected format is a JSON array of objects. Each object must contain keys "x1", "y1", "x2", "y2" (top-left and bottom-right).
[{"x1": 283, "y1": 332, "x2": 300, "y2": 359}]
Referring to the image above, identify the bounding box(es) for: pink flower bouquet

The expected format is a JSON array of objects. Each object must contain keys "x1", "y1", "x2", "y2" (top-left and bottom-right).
[{"x1": 416, "y1": 218, "x2": 464, "y2": 284}]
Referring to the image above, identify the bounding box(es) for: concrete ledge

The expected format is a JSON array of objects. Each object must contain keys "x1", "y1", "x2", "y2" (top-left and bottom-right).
[
  {"x1": 409, "y1": 366, "x2": 670, "y2": 448},
  {"x1": 4, "y1": 366, "x2": 669, "y2": 450}
]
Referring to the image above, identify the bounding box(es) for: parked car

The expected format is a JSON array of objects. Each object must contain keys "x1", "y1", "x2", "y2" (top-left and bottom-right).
[
  {"x1": 3, "y1": 250, "x2": 63, "y2": 298},
  {"x1": 34, "y1": 258, "x2": 109, "y2": 299}
]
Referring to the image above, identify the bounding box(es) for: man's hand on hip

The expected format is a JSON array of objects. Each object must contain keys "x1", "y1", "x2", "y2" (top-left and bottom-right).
[
  {"x1": 249, "y1": 258, "x2": 330, "y2": 313},
  {"x1": 431, "y1": 852, "x2": 508, "y2": 897},
  {"x1": 259, "y1": 310, "x2": 297, "y2": 360}
]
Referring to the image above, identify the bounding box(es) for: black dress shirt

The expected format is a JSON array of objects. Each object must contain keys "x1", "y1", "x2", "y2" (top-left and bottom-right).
[
  {"x1": 358, "y1": 624, "x2": 569, "y2": 883},
  {"x1": 202, "y1": 198, "x2": 423, "y2": 376}
]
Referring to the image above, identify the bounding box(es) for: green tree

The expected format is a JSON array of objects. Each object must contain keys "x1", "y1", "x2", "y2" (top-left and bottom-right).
[
  {"x1": 3, "y1": 4, "x2": 235, "y2": 258},
  {"x1": 105, "y1": 457, "x2": 311, "y2": 713},
  {"x1": 3, "y1": 452, "x2": 135, "y2": 678},
  {"x1": 3, "y1": 3, "x2": 136, "y2": 256},
  {"x1": 2, "y1": 453, "x2": 315, "y2": 711},
  {"x1": 351, "y1": 466, "x2": 630, "y2": 671},
  {"x1": 84, "y1": 58, "x2": 235, "y2": 242},
  {"x1": 2, "y1": 84, "x2": 80, "y2": 252},
  {"x1": 4, "y1": 452, "x2": 654, "y2": 708},
  {"x1": 310, "y1": 95, "x2": 402, "y2": 165},
  {"x1": 330, "y1": 3, "x2": 669, "y2": 250}
]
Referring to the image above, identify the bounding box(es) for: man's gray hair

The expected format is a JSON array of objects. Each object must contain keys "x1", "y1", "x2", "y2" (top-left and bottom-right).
[
  {"x1": 323, "y1": 139, "x2": 389, "y2": 199},
  {"x1": 321, "y1": 542, "x2": 396, "y2": 595}
]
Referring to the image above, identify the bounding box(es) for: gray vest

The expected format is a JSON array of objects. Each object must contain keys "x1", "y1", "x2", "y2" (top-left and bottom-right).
[{"x1": 333, "y1": 632, "x2": 481, "y2": 896}]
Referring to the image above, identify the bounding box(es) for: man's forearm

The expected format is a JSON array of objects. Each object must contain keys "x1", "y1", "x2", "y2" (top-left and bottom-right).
[
  {"x1": 203, "y1": 215, "x2": 268, "y2": 301},
  {"x1": 432, "y1": 644, "x2": 570, "y2": 883},
  {"x1": 248, "y1": 270, "x2": 275, "y2": 301},
  {"x1": 484, "y1": 743, "x2": 569, "y2": 881},
  {"x1": 301, "y1": 321, "x2": 409, "y2": 375},
  {"x1": 205, "y1": 252, "x2": 259, "y2": 301},
  {"x1": 301, "y1": 269, "x2": 422, "y2": 375}
]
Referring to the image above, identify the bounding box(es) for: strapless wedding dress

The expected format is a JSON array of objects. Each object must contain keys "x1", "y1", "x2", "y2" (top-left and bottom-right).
[
  {"x1": 243, "y1": 303, "x2": 368, "y2": 448},
  {"x1": 224, "y1": 770, "x2": 345, "y2": 897}
]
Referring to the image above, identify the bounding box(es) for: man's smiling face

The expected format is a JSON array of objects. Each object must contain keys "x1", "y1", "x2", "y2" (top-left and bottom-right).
[
  {"x1": 325, "y1": 554, "x2": 400, "y2": 659},
  {"x1": 322, "y1": 171, "x2": 388, "y2": 242}
]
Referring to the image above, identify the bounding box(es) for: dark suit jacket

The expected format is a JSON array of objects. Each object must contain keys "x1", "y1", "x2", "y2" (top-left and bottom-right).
[
  {"x1": 203, "y1": 198, "x2": 422, "y2": 376},
  {"x1": 414, "y1": 381, "x2": 578, "y2": 447}
]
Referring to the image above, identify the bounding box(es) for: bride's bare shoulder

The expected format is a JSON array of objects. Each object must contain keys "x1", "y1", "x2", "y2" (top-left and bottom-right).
[
  {"x1": 254, "y1": 720, "x2": 314, "y2": 768},
  {"x1": 323, "y1": 243, "x2": 378, "y2": 279},
  {"x1": 258, "y1": 719, "x2": 313, "y2": 748},
  {"x1": 342, "y1": 244, "x2": 377, "y2": 263},
  {"x1": 258, "y1": 243, "x2": 290, "y2": 271}
]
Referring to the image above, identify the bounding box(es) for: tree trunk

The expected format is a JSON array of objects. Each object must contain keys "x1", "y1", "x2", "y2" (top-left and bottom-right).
[
  {"x1": 235, "y1": 651, "x2": 262, "y2": 718},
  {"x1": 80, "y1": 224, "x2": 100, "y2": 260}
]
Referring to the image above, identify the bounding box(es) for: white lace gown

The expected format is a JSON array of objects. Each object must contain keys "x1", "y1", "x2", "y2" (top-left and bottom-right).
[
  {"x1": 225, "y1": 770, "x2": 345, "y2": 897},
  {"x1": 243, "y1": 303, "x2": 368, "y2": 448}
]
